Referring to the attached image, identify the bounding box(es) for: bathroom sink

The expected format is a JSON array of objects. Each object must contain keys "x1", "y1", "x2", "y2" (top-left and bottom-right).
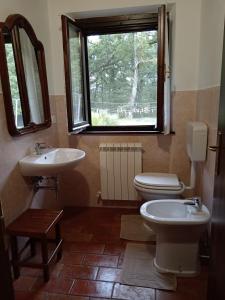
[{"x1": 19, "y1": 148, "x2": 85, "y2": 176}]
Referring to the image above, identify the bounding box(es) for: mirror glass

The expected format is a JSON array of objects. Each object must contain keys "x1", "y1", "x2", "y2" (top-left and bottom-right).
[
  {"x1": 19, "y1": 28, "x2": 44, "y2": 125},
  {"x1": 0, "y1": 14, "x2": 51, "y2": 136},
  {"x1": 4, "y1": 40, "x2": 24, "y2": 128}
]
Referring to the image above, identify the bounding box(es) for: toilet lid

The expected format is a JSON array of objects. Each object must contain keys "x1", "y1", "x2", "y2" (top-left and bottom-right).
[{"x1": 135, "y1": 173, "x2": 181, "y2": 189}]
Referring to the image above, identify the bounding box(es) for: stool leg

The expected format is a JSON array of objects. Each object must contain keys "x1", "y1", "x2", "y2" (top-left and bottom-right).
[
  {"x1": 41, "y1": 237, "x2": 49, "y2": 282},
  {"x1": 10, "y1": 236, "x2": 20, "y2": 279},
  {"x1": 30, "y1": 238, "x2": 36, "y2": 257},
  {"x1": 55, "y1": 223, "x2": 62, "y2": 261}
]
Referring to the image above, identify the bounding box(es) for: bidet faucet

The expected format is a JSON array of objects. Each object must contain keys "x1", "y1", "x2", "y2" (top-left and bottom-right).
[
  {"x1": 34, "y1": 142, "x2": 47, "y2": 155},
  {"x1": 184, "y1": 197, "x2": 202, "y2": 211}
]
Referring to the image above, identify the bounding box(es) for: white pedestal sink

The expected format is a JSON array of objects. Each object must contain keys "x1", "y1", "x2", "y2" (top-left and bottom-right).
[{"x1": 19, "y1": 148, "x2": 85, "y2": 176}]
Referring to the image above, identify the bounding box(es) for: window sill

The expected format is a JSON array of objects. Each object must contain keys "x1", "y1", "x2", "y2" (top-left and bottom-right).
[{"x1": 70, "y1": 130, "x2": 175, "y2": 135}]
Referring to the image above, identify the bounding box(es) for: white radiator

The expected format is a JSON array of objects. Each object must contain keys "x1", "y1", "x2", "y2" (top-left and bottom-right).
[{"x1": 99, "y1": 143, "x2": 142, "y2": 200}]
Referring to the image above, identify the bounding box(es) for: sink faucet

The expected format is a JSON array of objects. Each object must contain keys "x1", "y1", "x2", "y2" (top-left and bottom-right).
[
  {"x1": 34, "y1": 142, "x2": 47, "y2": 155},
  {"x1": 184, "y1": 197, "x2": 202, "y2": 211}
]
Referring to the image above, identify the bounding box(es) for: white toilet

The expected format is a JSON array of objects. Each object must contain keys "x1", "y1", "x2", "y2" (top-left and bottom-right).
[
  {"x1": 140, "y1": 199, "x2": 210, "y2": 276},
  {"x1": 134, "y1": 172, "x2": 185, "y2": 200},
  {"x1": 134, "y1": 122, "x2": 208, "y2": 200}
]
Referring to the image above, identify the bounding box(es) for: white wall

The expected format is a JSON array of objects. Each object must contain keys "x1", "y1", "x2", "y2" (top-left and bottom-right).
[
  {"x1": 172, "y1": 0, "x2": 202, "y2": 91},
  {"x1": 198, "y1": 0, "x2": 225, "y2": 88},
  {"x1": 46, "y1": 0, "x2": 202, "y2": 95}
]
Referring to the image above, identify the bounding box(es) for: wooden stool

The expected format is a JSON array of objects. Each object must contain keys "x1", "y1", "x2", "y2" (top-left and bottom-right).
[{"x1": 7, "y1": 209, "x2": 63, "y2": 282}]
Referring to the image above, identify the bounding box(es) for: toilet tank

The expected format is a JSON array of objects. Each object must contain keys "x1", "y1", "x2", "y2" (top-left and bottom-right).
[{"x1": 186, "y1": 122, "x2": 208, "y2": 161}]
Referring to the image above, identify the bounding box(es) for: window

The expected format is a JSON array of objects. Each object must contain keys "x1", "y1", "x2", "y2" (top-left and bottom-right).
[{"x1": 62, "y1": 5, "x2": 166, "y2": 133}]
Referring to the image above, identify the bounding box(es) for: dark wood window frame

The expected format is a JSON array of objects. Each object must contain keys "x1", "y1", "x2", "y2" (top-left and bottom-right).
[
  {"x1": 0, "y1": 14, "x2": 51, "y2": 136},
  {"x1": 62, "y1": 5, "x2": 166, "y2": 134}
]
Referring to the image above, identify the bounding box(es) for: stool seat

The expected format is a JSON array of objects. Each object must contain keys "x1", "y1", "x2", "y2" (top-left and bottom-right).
[
  {"x1": 7, "y1": 209, "x2": 63, "y2": 282},
  {"x1": 7, "y1": 209, "x2": 63, "y2": 238}
]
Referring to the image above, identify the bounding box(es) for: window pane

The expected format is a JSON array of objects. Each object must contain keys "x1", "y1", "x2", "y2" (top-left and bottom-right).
[
  {"x1": 87, "y1": 31, "x2": 157, "y2": 127},
  {"x1": 68, "y1": 23, "x2": 84, "y2": 125},
  {"x1": 5, "y1": 44, "x2": 24, "y2": 129}
]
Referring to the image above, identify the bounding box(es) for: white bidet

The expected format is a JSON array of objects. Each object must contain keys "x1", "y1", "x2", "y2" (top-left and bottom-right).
[{"x1": 140, "y1": 199, "x2": 210, "y2": 276}]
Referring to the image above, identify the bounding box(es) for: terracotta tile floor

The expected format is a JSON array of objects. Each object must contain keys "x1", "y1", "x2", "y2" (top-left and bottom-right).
[{"x1": 14, "y1": 207, "x2": 208, "y2": 300}]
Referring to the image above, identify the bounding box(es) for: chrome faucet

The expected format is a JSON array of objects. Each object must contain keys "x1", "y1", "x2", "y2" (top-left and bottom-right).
[
  {"x1": 184, "y1": 197, "x2": 202, "y2": 211},
  {"x1": 34, "y1": 142, "x2": 47, "y2": 155}
]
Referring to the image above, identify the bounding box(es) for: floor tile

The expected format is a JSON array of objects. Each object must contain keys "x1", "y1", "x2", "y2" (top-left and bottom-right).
[
  {"x1": 21, "y1": 263, "x2": 63, "y2": 279},
  {"x1": 63, "y1": 231, "x2": 93, "y2": 242},
  {"x1": 62, "y1": 252, "x2": 84, "y2": 265},
  {"x1": 13, "y1": 207, "x2": 207, "y2": 300},
  {"x1": 47, "y1": 293, "x2": 89, "y2": 300},
  {"x1": 89, "y1": 223, "x2": 117, "y2": 230},
  {"x1": 117, "y1": 253, "x2": 125, "y2": 268},
  {"x1": 104, "y1": 243, "x2": 126, "y2": 255},
  {"x1": 91, "y1": 234, "x2": 121, "y2": 243},
  {"x1": 68, "y1": 242, "x2": 105, "y2": 254},
  {"x1": 15, "y1": 291, "x2": 47, "y2": 300},
  {"x1": 156, "y1": 277, "x2": 207, "y2": 300},
  {"x1": 112, "y1": 283, "x2": 155, "y2": 300},
  {"x1": 90, "y1": 298, "x2": 112, "y2": 300},
  {"x1": 60, "y1": 265, "x2": 98, "y2": 280},
  {"x1": 70, "y1": 279, "x2": 114, "y2": 298},
  {"x1": 32, "y1": 277, "x2": 74, "y2": 295},
  {"x1": 109, "y1": 227, "x2": 121, "y2": 236},
  {"x1": 97, "y1": 267, "x2": 122, "y2": 282},
  {"x1": 14, "y1": 276, "x2": 37, "y2": 291},
  {"x1": 62, "y1": 225, "x2": 83, "y2": 233},
  {"x1": 21, "y1": 267, "x2": 43, "y2": 278},
  {"x1": 84, "y1": 254, "x2": 119, "y2": 267}
]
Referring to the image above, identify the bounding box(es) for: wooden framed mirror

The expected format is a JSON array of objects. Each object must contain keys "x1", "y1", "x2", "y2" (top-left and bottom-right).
[{"x1": 0, "y1": 14, "x2": 51, "y2": 136}]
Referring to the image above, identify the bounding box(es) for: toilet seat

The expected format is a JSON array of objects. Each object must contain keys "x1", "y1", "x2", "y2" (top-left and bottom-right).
[{"x1": 134, "y1": 172, "x2": 185, "y2": 194}]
